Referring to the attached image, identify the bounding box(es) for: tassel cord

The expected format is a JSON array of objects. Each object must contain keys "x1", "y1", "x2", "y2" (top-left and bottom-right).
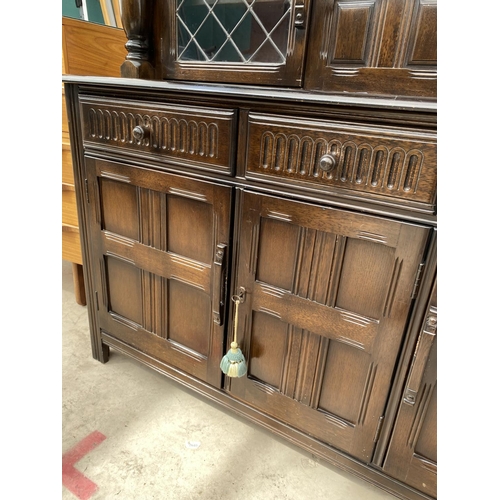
[{"x1": 232, "y1": 295, "x2": 240, "y2": 344}]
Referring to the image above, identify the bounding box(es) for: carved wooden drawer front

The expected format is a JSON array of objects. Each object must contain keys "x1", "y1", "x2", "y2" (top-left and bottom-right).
[
  {"x1": 80, "y1": 96, "x2": 237, "y2": 174},
  {"x1": 245, "y1": 113, "x2": 437, "y2": 213}
]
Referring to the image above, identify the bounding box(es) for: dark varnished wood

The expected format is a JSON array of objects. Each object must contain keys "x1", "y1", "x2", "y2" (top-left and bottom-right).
[
  {"x1": 245, "y1": 112, "x2": 437, "y2": 213},
  {"x1": 65, "y1": 2, "x2": 437, "y2": 497},
  {"x1": 304, "y1": 0, "x2": 437, "y2": 98},
  {"x1": 99, "y1": 329, "x2": 432, "y2": 500},
  {"x1": 84, "y1": 157, "x2": 232, "y2": 387},
  {"x1": 119, "y1": 0, "x2": 437, "y2": 99},
  {"x1": 69, "y1": 77, "x2": 436, "y2": 224},
  {"x1": 66, "y1": 83, "x2": 110, "y2": 363},
  {"x1": 120, "y1": 0, "x2": 155, "y2": 79},
  {"x1": 158, "y1": 0, "x2": 312, "y2": 87},
  {"x1": 383, "y1": 277, "x2": 437, "y2": 498},
  {"x1": 79, "y1": 95, "x2": 237, "y2": 175},
  {"x1": 65, "y1": 72, "x2": 437, "y2": 499},
  {"x1": 228, "y1": 190, "x2": 430, "y2": 462}
]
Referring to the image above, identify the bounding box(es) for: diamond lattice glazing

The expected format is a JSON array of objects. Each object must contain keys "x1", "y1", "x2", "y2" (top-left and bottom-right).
[{"x1": 177, "y1": 0, "x2": 292, "y2": 64}]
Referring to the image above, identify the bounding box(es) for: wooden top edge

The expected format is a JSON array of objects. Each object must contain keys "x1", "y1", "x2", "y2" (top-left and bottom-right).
[{"x1": 62, "y1": 75, "x2": 437, "y2": 113}]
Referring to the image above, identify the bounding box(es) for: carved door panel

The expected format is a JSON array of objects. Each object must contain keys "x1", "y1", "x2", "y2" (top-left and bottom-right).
[
  {"x1": 228, "y1": 191, "x2": 431, "y2": 462},
  {"x1": 85, "y1": 157, "x2": 232, "y2": 388},
  {"x1": 383, "y1": 278, "x2": 437, "y2": 498},
  {"x1": 161, "y1": 0, "x2": 312, "y2": 87},
  {"x1": 304, "y1": 0, "x2": 437, "y2": 98}
]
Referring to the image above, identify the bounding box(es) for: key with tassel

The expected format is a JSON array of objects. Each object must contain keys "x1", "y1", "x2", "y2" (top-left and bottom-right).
[{"x1": 220, "y1": 292, "x2": 247, "y2": 378}]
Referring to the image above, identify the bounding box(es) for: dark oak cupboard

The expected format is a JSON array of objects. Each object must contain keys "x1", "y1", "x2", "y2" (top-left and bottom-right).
[
  {"x1": 85, "y1": 156, "x2": 232, "y2": 387},
  {"x1": 64, "y1": 1, "x2": 437, "y2": 499},
  {"x1": 126, "y1": 0, "x2": 436, "y2": 97},
  {"x1": 383, "y1": 275, "x2": 437, "y2": 493},
  {"x1": 230, "y1": 190, "x2": 430, "y2": 464}
]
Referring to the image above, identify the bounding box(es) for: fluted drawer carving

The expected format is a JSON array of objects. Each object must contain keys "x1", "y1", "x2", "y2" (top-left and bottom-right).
[
  {"x1": 80, "y1": 96, "x2": 236, "y2": 173},
  {"x1": 245, "y1": 113, "x2": 436, "y2": 211}
]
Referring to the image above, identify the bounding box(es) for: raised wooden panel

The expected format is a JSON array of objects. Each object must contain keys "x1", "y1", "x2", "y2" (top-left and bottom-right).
[
  {"x1": 85, "y1": 157, "x2": 232, "y2": 388},
  {"x1": 249, "y1": 311, "x2": 289, "y2": 389},
  {"x1": 319, "y1": 343, "x2": 371, "y2": 422},
  {"x1": 246, "y1": 112, "x2": 437, "y2": 213},
  {"x1": 167, "y1": 195, "x2": 214, "y2": 264},
  {"x1": 304, "y1": 0, "x2": 437, "y2": 98},
  {"x1": 336, "y1": 238, "x2": 395, "y2": 319},
  {"x1": 229, "y1": 191, "x2": 431, "y2": 461},
  {"x1": 327, "y1": 0, "x2": 381, "y2": 65},
  {"x1": 106, "y1": 255, "x2": 143, "y2": 325},
  {"x1": 168, "y1": 278, "x2": 211, "y2": 357},
  {"x1": 100, "y1": 178, "x2": 139, "y2": 241},
  {"x1": 404, "y1": 0, "x2": 437, "y2": 67},
  {"x1": 80, "y1": 96, "x2": 237, "y2": 174},
  {"x1": 256, "y1": 218, "x2": 300, "y2": 291},
  {"x1": 414, "y1": 373, "x2": 436, "y2": 462}
]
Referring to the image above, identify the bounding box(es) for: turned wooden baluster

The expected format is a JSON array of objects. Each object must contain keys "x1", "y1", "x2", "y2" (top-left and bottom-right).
[{"x1": 120, "y1": 0, "x2": 155, "y2": 79}]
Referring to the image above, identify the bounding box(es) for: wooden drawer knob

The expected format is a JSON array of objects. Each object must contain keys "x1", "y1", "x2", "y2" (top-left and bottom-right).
[
  {"x1": 319, "y1": 153, "x2": 337, "y2": 172},
  {"x1": 132, "y1": 125, "x2": 148, "y2": 141}
]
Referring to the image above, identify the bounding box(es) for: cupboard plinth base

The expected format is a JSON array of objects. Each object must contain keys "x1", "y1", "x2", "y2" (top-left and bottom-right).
[{"x1": 100, "y1": 331, "x2": 433, "y2": 500}]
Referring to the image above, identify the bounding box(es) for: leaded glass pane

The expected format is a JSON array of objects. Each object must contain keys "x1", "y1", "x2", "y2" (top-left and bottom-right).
[{"x1": 176, "y1": 0, "x2": 292, "y2": 64}]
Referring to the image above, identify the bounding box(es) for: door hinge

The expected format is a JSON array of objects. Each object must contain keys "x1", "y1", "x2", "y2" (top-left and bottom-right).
[
  {"x1": 95, "y1": 290, "x2": 99, "y2": 310},
  {"x1": 411, "y1": 262, "x2": 425, "y2": 299},
  {"x1": 373, "y1": 415, "x2": 385, "y2": 443},
  {"x1": 85, "y1": 178, "x2": 90, "y2": 203}
]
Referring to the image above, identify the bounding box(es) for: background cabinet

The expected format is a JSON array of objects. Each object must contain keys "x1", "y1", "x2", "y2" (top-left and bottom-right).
[{"x1": 62, "y1": 16, "x2": 126, "y2": 304}]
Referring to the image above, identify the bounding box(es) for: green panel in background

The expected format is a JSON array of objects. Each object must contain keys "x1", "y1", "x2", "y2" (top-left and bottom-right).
[{"x1": 62, "y1": 0, "x2": 105, "y2": 25}]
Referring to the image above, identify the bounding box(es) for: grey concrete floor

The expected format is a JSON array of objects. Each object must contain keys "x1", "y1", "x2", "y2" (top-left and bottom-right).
[{"x1": 62, "y1": 259, "x2": 398, "y2": 500}]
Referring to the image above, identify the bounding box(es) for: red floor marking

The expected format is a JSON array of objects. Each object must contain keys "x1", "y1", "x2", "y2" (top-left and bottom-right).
[{"x1": 62, "y1": 431, "x2": 106, "y2": 500}]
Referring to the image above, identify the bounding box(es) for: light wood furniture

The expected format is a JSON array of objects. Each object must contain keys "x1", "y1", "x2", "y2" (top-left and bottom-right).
[
  {"x1": 62, "y1": 17, "x2": 127, "y2": 304},
  {"x1": 64, "y1": 2, "x2": 437, "y2": 498},
  {"x1": 99, "y1": 0, "x2": 123, "y2": 29}
]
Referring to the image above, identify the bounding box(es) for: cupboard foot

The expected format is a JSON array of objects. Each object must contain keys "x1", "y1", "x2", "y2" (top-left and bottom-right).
[
  {"x1": 101, "y1": 343, "x2": 110, "y2": 363},
  {"x1": 92, "y1": 340, "x2": 110, "y2": 364}
]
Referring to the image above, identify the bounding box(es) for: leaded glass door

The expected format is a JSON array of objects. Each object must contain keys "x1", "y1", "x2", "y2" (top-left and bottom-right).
[{"x1": 162, "y1": 0, "x2": 311, "y2": 86}]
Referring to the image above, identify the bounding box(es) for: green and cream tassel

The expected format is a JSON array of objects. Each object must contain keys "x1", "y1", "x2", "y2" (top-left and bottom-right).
[{"x1": 220, "y1": 294, "x2": 247, "y2": 378}]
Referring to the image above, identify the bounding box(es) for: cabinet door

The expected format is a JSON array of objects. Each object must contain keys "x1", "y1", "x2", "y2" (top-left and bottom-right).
[
  {"x1": 161, "y1": 0, "x2": 311, "y2": 87},
  {"x1": 383, "y1": 279, "x2": 437, "y2": 498},
  {"x1": 228, "y1": 191, "x2": 430, "y2": 462},
  {"x1": 304, "y1": 0, "x2": 437, "y2": 98},
  {"x1": 85, "y1": 157, "x2": 232, "y2": 388}
]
